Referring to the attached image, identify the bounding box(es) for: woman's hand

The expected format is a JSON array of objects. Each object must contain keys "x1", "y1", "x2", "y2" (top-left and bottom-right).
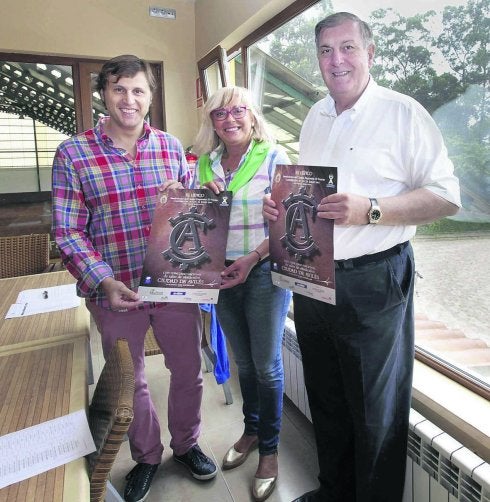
[
  {"x1": 220, "y1": 253, "x2": 259, "y2": 289},
  {"x1": 203, "y1": 181, "x2": 224, "y2": 195}
]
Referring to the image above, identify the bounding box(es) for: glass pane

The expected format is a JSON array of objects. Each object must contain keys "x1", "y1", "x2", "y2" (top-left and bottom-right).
[
  {"x1": 204, "y1": 61, "x2": 223, "y2": 97},
  {"x1": 228, "y1": 53, "x2": 244, "y2": 87},
  {"x1": 247, "y1": 0, "x2": 331, "y2": 162},
  {"x1": 0, "y1": 61, "x2": 73, "y2": 193},
  {"x1": 366, "y1": 0, "x2": 489, "y2": 388},
  {"x1": 247, "y1": 0, "x2": 489, "y2": 391}
]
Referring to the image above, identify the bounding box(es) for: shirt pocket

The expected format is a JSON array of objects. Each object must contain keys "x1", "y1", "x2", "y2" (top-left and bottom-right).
[{"x1": 340, "y1": 146, "x2": 406, "y2": 195}]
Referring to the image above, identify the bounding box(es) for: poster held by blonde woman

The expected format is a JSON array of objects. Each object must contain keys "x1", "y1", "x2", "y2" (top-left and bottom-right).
[{"x1": 193, "y1": 86, "x2": 292, "y2": 502}]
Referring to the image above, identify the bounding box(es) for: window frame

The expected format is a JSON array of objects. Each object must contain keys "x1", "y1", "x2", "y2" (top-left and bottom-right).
[
  {"x1": 197, "y1": 45, "x2": 228, "y2": 102},
  {"x1": 0, "y1": 52, "x2": 165, "y2": 200},
  {"x1": 0, "y1": 52, "x2": 165, "y2": 133}
]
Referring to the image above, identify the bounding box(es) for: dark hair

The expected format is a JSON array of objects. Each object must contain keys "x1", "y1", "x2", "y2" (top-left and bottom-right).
[
  {"x1": 95, "y1": 54, "x2": 156, "y2": 94},
  {"x1": 315, "y1": 12, "x2": 374, "y2": 49}
]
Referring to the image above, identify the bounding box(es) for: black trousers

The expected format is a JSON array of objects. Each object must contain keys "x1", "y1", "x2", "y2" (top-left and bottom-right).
[{"x1": 294, "y1": 243, "x2": 415, "y2": 502}]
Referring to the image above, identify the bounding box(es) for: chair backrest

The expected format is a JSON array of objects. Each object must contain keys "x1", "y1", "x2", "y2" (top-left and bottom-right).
[
  {"x1": 0, "y1": 233, "x2": 50, "y2": 278},
  {"x1": 144, "y1": 327, "x2": 161, "y2": 356},
  {"x1": 87, "y1": 338, "x2": 135, "y2": 502}
]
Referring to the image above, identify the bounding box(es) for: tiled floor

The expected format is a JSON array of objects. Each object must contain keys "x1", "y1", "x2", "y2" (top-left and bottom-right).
[{"x1": 89, "y1": 320, "x2": 319, "y2": 502}]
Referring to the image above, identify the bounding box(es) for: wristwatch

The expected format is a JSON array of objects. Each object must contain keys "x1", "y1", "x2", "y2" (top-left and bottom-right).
[{"x1": 368, "y1": 198, "x2": 382, "y2": 224}]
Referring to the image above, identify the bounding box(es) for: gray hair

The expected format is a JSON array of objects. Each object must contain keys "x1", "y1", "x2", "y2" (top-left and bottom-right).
[
  {"x1": 315, "y1": 12, "x2": 374, "y2": 49},
  {"x1": 193, "y1": 86, "x2": 275, "y2": 156}
]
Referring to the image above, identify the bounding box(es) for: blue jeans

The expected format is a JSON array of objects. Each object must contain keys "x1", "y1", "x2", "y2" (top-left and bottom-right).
[
  {"x1": 294, "y1": 243, "x2": 415, "y2": 502},
  {"x1": 216, "y1": 260, "x2": 292, "y2": 455}
]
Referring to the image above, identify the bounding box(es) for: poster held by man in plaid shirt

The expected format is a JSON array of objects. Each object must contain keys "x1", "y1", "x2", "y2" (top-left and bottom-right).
[{"x1": 138, "y1": 188, "x2": 232, "y2": 304}]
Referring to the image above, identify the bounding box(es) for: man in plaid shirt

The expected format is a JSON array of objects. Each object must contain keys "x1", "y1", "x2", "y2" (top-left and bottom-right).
[{"x1": 52, "y1": 55, "x2": 217, "y2": 502}]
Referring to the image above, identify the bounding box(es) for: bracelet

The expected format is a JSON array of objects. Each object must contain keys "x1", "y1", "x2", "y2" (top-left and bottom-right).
[{"x1": 251, "y1": 249, "x2": 262, "y2": 262}]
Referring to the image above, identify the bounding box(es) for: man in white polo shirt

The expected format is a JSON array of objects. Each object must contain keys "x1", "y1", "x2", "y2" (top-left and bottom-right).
[{"x1": 264, "y1": 11, "x2": 461, "y2": 502}]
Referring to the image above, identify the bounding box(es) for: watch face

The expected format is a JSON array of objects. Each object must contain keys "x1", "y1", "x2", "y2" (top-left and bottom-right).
[{"x1": 370, "y1": 209, "x2": 381, "y2": 222}]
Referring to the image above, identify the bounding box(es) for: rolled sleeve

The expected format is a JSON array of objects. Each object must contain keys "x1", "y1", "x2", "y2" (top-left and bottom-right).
[{"x1": 410, "y1": 105, "x2": 461, "y2": 207}]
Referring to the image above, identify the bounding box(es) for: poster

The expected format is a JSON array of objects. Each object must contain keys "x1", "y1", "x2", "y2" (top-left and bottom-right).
[
  {"x1": 269, "y1": 164, "x2": 337, "y2": 304},
  {"x1": 138, "y1": 189, "x2": 232, "y2": 303}
]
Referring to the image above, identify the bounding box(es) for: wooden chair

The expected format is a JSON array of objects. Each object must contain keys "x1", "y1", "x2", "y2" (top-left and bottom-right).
[
  {"x1": 87, "y1": 338, "x2": 135, "y2": 502},
  {"x1": 144, "y1": 328, "x2": 162, "y2": 357},
  {"x1": 0, "y1": 233, "x2": 51, "y2": 278}
]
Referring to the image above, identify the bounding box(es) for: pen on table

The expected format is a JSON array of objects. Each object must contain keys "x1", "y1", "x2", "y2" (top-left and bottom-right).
[
  {"x1": 42, "y1": 290, "x2": 48, "y2": 299},
  {"x1": 21, "y1": 303, "x2": 27, "y2": 316}
]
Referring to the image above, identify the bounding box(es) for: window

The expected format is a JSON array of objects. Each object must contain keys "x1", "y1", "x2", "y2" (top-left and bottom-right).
[
  {"x1": 198, "y1": 0, "x2": 490, "y2": 398},
  {"x1": 0, "y1": 60, "x2": 75, "y2": 192},
  {"x1": 0, "y1": 54, "x2": 165, "y2": 197},
  {"x1": 197, "y1": 46, "x2": 228, "y2": 102}
]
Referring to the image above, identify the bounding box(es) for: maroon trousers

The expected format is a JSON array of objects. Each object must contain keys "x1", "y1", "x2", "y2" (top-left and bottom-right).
[{"x1": 88, "y1": 301, "x2": 203, "y2": 463}]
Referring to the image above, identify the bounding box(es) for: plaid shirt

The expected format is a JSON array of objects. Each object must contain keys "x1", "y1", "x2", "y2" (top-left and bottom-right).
[{"x1": 52, "y1": 118, "x2": 191, "y2": 308}]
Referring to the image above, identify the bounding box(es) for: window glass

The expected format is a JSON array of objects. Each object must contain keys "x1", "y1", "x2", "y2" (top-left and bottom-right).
[
  {"x1": 248, "y1": 1, "x2": 330, "y2": 162},
  {"x1": 247, "y1": 0, "x2": 489, "y2": 391},
  {"x1": 0, "y1": 57, "x2": 164, "y2": 196},
  {"x1": 204, "y1": 61, "x2": 223, "y2": 97},
  {"x1": 0, "y1": 61, "x2": 74, "y2": 192},
  {"x1": 227, "y1": 52, "x2": 244, "y2": 88}
]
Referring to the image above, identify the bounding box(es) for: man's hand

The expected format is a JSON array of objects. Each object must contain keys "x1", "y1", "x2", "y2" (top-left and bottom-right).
[
  {"x1": 262, "y1": 194, "x2": 279, "y2": 222},
  {"x1": 220, "y1": 254, "x2": 258, "y2": 290},
  {"x1": 158, "y1": 179, "x2": 183, "y2": 191},
  {"x1": 100, "y1": 277, "x2": 143, "y2": 310},
  {"x1": 316, "y1": 193, "x2": 370, "y2": 225}
]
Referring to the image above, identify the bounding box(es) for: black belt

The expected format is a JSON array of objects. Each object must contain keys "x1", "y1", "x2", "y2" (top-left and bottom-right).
[{"x1": 335, "y1": 241, "x2": 408, "y2": 270}]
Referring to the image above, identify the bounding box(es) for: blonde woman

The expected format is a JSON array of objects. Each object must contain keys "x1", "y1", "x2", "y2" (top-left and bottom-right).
[{"x1": 194, "y1": 86, "x2": 292, "y2": 502}]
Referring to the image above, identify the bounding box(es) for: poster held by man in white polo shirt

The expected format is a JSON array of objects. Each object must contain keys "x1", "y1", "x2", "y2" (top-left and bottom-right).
[
  {"x1": 269, "y1": 164, "x2": 337, "y2": 304},
  {"x1": 138, "y1": 189, "x2": 232, "y2": 303}
]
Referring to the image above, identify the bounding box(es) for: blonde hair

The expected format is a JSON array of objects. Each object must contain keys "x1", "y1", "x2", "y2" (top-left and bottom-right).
[{"x1": 193, "y1": 86, "x2": 275, "y2": 156}]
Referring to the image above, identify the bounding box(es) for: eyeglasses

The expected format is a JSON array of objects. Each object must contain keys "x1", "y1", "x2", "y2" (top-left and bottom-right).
[{"x1": 210, "y1": 106, "x2": 248, "y2": 121}]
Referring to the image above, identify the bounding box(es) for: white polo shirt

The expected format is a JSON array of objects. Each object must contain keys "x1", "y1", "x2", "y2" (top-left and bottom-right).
[{"x1": 299, "y1": 78, "x2": 461, "y2": 260}]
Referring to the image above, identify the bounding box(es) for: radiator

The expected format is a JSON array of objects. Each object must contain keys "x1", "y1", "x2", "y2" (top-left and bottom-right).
[{"x1": 282, "y1": 321, "x2": 490, "y2": 502}]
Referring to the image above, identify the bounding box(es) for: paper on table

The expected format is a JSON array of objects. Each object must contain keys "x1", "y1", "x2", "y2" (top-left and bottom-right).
[
  {"x1": 5, "y1": 284, "x2": 80, "y2": 319},
  {"x1": 0, "y1": 409, "x2": 96, "y2": 489}
]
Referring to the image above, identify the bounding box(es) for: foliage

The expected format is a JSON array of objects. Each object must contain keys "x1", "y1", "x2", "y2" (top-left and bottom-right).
[
  {"x1": 370, "y1": 8, "x2": 436, "y2": 83},
  {"x1": 436, "y1": 0, "x2": 490, "y2": 87},
  {"x1": 434, "y1": 85, "x2": 490, "y2": 178},
  {"x1": 266, "y1": 0, "x2": 333, "y2": 88},
  {"x1": 417, "y1": 218, "x2": 490, "y2": 235},
  {"x1": 369, "y1": 7, "x2": 473, "y2": 113}
]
